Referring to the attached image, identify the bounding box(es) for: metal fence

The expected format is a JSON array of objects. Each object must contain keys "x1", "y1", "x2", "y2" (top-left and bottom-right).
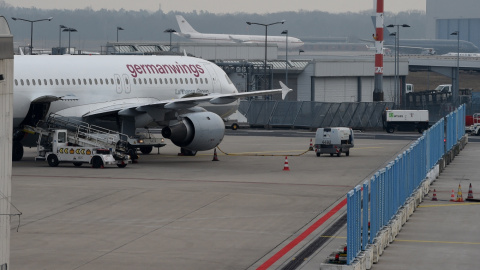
[
  {"x1": 346, "y1": 104, "x2": 465, "y2": 265},
  {"x1": 239, "y1": 101, "x2": 393, "y2": 129}
]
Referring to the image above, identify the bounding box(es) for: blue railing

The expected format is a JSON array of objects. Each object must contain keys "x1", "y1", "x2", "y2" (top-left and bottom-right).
[{"x1": 346, "y1": 105, "x2": 465, "y2": 265}]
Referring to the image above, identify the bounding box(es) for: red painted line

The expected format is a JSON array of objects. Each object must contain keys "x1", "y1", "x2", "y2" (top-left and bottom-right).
[{"x1": 257, "y1": 198, "x2": 347, "y2": 270}]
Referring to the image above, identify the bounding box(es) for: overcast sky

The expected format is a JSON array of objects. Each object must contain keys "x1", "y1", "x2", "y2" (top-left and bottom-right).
[{"x1": 6, "y1": 0, "x2": 426, "y2": 14}]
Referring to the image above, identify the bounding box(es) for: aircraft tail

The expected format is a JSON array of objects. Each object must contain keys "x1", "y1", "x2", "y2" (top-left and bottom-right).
[
  {"x1": 176, "y1": 15, "x2": 199, "y2": 34},
  {"x1": 371, "y1": 16, "x2": 394, "y2": 43}
]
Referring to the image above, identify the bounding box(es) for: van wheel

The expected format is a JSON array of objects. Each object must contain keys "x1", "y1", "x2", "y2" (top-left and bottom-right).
[
  {"x1": 387, "y1": 126, "x2": 395, "y2": 133},
  {"x1": 47, "y1": 154, "x2": 59, "y2": 167},
  {"x1": 316, "y1": 152, "x2": 320, "y2": 157},
  {"x1": 73, "y1": 162, "x2": 83, "y2": 167},
  {"x1": 91, "y1": 156, "x2": 104, "y2": 168},
  {"x1": 140, "y1": 146, "x2": 153, "y2": 155},
  {"x1": 337, "y1": 152, "x2": 341, "y2": 157},
  {"x1": 330, "y1": 153, "x2": 334, "y2": 157},
  {"x1": 231, "y1": 123, "x2": 239, "y2": 130},
  {"x1": 346, "y1": 151, "x2": 350, "y2": 156},
  {"x1": 117, "y1": 163, "x2": 127, "y2": 168}
]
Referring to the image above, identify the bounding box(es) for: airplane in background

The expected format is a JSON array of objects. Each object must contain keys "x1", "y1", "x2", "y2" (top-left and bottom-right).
[
  {"x1": 12, "y1": 54, "x2": 291, "y2": 161},
  {"x1": 370, "y1": 17, "x2": 479, "y2": 55},
  {"x1": 174, "y1": 15, "x2": 304, "y2": 50}
]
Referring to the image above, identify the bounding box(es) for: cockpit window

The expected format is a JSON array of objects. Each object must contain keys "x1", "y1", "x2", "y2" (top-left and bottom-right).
[{"x1": 225, "y1": 74, "x2": 233, "y2": 84}]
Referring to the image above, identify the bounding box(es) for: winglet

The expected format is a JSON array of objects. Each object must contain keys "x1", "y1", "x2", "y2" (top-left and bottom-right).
[{"x1": 279, "y1": 81, "x2": 292, "y2": 100}]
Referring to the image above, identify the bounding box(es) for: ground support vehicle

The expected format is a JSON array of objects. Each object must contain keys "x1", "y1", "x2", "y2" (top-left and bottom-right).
[
  {"x1": 383, "y1": 110, "x2": 429, "y2": 133},
  {"x1": 314, "y1": 127, "x2": 354, "y2": 157},
  {"x1": 465, "y1": 113, "x2": 480, "y2": 135}
]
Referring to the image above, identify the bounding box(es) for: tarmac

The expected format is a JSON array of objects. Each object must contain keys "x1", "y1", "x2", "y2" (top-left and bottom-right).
[
  {"x1": 300, "y1": 136, "x2": 480, "y2": 270},
  {"x1": 8, "y1": 131, "x2": 480, "y2": 270}
]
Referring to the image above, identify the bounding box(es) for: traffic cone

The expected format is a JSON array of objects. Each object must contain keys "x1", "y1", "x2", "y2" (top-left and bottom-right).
[
  {"x1": 283, "y1": 156, "x2": 290, "y2": 171},
  {"x1": 456, "y1": 184, "x2": 464, "y2": 202},
  {"x1": 450, "y1": 189, "x2": 455, "y2": 202},
  {"x1": 432, "y1": 189, "x2": 438, "y2": 201},
  {"x1": 212, "y1": 148, "x2": 219, "y2": 161},
  {"x1": 309, "y1": 138, "x2": 314, "y2": 151},
  {"x1": 468, "y1": 183, "x2": 474, "y2": 199}
]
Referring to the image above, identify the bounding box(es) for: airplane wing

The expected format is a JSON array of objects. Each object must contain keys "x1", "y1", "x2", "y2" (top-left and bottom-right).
[
  {"x1": 82, "y1": 82, "x2": 292, "y2": 118},
  {"x1": 228, "y1": 35, "x2": 247, "y2": 43}
]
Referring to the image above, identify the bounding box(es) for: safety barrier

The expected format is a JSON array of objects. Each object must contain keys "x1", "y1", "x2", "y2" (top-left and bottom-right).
[{"x1": 345, "y1": 104, "x2": 466, "y2": 265}]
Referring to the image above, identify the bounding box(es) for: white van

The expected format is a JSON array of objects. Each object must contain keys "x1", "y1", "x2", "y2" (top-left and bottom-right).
[
  {"x1": 406, "y1": 83, "x2": 414, "y2": 93},
  {"x1": 314, "y1": 127, "x2": 354, "y2": 157}
]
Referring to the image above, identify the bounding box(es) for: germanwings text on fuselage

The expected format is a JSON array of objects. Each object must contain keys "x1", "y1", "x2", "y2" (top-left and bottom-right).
[{"x1": 126, "y1": 62, "x2": 205, "y2": 78}]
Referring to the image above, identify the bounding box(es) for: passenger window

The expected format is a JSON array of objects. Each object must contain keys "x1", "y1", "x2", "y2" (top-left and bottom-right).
[
  {"x1": 61, "y1": 79, "x2": 64, "y2": 85},
  {"x1": 139, "y1": 78, "x2": 142, "y2": 85},
  {"x1": 195, "y1": 78, "x2": 198, "y2": 84},
  {"x1": 14, "y1": 79, "x2": 18, "y2": 86},
  {"x1": 154, "y1": 78, "x2": 157, "y2": 84},
  {"x1": 32, "y1": 79, "x2": 36, "y2": 86},
  {"x1": 180, "y1": 78, "x2": 183, "y2": 84},
  {"x1": 72, "y1": 79, "x2": 76, "y2": 85},
  {"x1": 66, "y1": 79, "x2": 70, "y2": 85},
  {"x1": 26, "y1": 79, "x2": 30, "y2": 86},
  {"x1": 170, "y1": 78, "x2": 173, "y2": 84},
  {"x1": 149, "y1": 78, "x2": 152, "y2": 84},
  {"x1": 94, "y1": 79, "x2": 98, "y2": 85},
  {"x1": 83, "y1": 79, "x2": 87, "y2": 85},
  {"x1": 175, "y1": 78, "x2": 178, "y2": 84},
  {"x1": 200, "y1": 78, "x2": 203, "y2": 84},
  {"x1": 144, "y1": 78, "x2": 147, "y2": 84},
  {"x1": 78, "y1": 79, "x2": 81, "y2": 85},
  {"x1": 55, "y1": 79, "x2": 59, "y2": 85},
  {"x1": 125, "y1": 78, "x2": 129, "y2": 84},
  {"x1": 205, "y1": 78, "x2": 208, "y2": 84},
  {"x1": 116, "y1": 78, "x2": 120, "y2": 85},
  {"x1": 44, "y1": 79, "x2": 47, "y2": 85},
  {"x1": 190, "y1": 78, "x2": 193, "y2": 84},
  {"x1": 38, "y1": 79, "x2": 41, "y2": 85},
  {"x1": 20, "y1": 79, "x2": 24, "y2": 86},
  {"x1": 50, "y1": 79, "x2": 53, "y2": 85},
  {"x1": 105, "y1": 78, "x2": 108, "y2": 85},
  {"x1": 89, "y1": 79, "x2": 92, "y2": 85},
  {"x1": 111, "y1": 78, "x2": 114, "y2": 84},
  {"x1": 100, "y1": 79, "x2": 103, "y2": 85}
]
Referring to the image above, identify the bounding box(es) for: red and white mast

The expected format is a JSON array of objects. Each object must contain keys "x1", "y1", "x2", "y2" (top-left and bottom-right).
[{"x1": 373, "y1": 0, "x2": 384, "y2": 101}]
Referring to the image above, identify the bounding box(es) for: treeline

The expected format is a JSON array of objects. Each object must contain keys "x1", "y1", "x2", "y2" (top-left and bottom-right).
[{"x1": 0, "y1": 1, "x2": 426, "y2": 51}]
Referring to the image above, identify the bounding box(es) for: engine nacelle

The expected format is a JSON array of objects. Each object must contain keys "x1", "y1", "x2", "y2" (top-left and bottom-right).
[{"x1": 161, "y1": 112, "x2": 225, "y2": 151}]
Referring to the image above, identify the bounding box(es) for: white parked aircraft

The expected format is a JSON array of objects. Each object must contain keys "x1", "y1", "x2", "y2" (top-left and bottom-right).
[
  {"x1": 174, "y1": 15, "x2": 304, "y2": 50},
  {"x1": 12, "y1": 54, "x2": 291, "y2": 161}
]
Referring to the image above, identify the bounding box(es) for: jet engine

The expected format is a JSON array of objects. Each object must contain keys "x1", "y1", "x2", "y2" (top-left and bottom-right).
[{"x1": 162, "y1": 112, "x2": 225, "y2": 151}]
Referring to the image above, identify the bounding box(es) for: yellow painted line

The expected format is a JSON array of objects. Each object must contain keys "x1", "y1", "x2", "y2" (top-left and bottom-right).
[
  {"x1": 395, "y1": 239, "x2": 480, "y2": 245},
  {"x1": 418, "y1": 202, "x2": 480, "y2": 208}
]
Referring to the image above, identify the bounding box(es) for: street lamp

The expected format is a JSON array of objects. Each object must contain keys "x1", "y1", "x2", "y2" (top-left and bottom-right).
[
  {"x1": 12, "y1": 16, "x2": 53, "y2": 55},
  {"x1": 389, "y1": 32, "x2": 397, "y2": 104},
  {"x1": 246, "y1": 20, "x2": 285, "y2": 90},
  {"x1": 59, "y1": 25, "x2": 67, "y2": 52},
  {"x1": 164, "y1": 28, "x2": 176, "y2": 51},
  {"x1": 451, "y1": 31, "x2": 460, "y2": 107},
  {"x1": 386, "y1": 24, "x2": 410, "y2": 108},
  {"x1": 281, "y1": 30, "x2": 288, "y2": 87},
  {"x1": 62, "y1": 27, "x2": 77, "y2": 54},
  {"x1": 117, "y1": 27, "x2": 124, "y2": 42}
]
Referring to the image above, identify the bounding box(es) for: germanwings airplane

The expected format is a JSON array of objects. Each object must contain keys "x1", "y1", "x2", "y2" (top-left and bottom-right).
[
  {"x1": 12, "y1": 54, "x2": 291, "y2": 161},
  {"x1": 174, "y1": 15, "x2": 304, "y2": 50}
]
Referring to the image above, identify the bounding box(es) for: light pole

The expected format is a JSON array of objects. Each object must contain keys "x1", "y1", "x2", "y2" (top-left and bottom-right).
[
  {"x1": 389, "y1": 32, "x2": 397, "y2": 104},
  {"x1": 164, "y1": 28, "x2": 176, "y2": 51},
  {"x1": 451, "y1": 30, "x2": 460, "y2": 107},
  {"x1": 246, "y1": 20, "x2": 285, "y2": 90},
  {"x1": 281, "y1": 30, "x2": 288, "y2": 87},
  {"x1": 63, "y1": 27, "x2": 77, "y2": 54},
  {"x1": 387, "y1": 24, "x2": 410, "y2": 108},
  {"x1": 117, "y1": 27, "x2": 124, "y2": 42},
  {"x1": 59, "y1": 25, "x2": 67, "y2": 52},
  {"x1": 12, "y1": 16, "x2": 53, "y2": 54}
]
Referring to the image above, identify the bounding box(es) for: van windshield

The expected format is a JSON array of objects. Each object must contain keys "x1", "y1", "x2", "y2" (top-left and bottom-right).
[{"x1": 435, "y1": 86, "x2": 444, "y2": 91}]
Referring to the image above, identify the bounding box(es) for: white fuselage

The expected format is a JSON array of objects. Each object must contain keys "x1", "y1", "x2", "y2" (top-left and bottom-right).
[
  {"x1": 177, "y1": 32, "x2": 304, "y2": 50},
  {"x1": 13, "y1": 55, "x2": 239, "y2": 128}
]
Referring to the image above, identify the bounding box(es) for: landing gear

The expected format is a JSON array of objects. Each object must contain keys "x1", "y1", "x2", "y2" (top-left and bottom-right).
[{"x1": 12, "y1": 141, "x2": 24, "y2": 161}]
